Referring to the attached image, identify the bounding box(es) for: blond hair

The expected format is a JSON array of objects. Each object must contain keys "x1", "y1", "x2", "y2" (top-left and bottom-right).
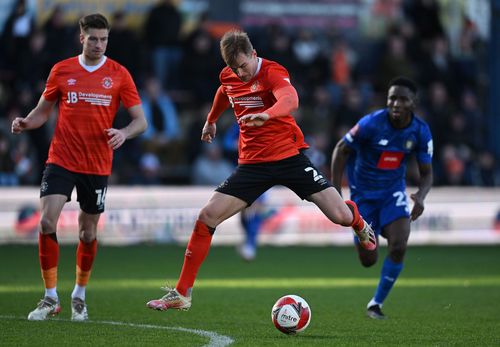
[{"x1": 220, "y1": 30, "x2": 254, "y2": 66}]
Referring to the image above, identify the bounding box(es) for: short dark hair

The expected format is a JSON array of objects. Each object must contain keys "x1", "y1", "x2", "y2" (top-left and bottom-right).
[
  {"x1": 220, "y1": 30, "x2": 253, "y2": 67},
  {"x1": 79, "y1": 13, "x2": 110, "y2": 33},
  {"x1": 388, "y1": 76, "x2": 417, "y2": 95}
]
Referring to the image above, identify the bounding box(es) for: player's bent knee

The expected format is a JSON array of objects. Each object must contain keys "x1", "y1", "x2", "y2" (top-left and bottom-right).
[
  {"x1": 79, "y1": 232, "x2": 97, "y2": 244},
  {"x1": 39, "y1": 217, "x2": 57, "y2": 234},
  {"x1": 197, "y1": 209, "x2": 219, "y2": 228},
  {"x1": 359, "y1": 252, "x2": 377, "y2": 267}
]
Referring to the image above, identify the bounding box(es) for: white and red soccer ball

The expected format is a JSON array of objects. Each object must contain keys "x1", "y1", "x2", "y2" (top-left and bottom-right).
[{"x1": 271, "y1": 295, "x2": 311, "y2": 335}]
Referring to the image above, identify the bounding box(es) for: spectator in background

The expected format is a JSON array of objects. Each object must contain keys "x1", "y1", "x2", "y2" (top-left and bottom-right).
[
  {"x1": 475, "y1": 150, "x2": 498, "y2": 187},
  {"x1": 135, "y1": 152, "x2": 162, "y2": 185},
  {"x1": 376, "y1": 34, "x2": 416, "y2": 92},
  {"x1": 106, "y1": 11, "x2": 141, "y2": 79},
  {"x1": 144, "y1": 0, "x2": 183, "y2": 90},
  {"x1": 140, "y1": 76, "x2": 181, "y2": 153},
  {"x1": 404, "y1": 0, "x2": 444, "y2": 52},
  {"x1": 424, "y1": 81, "x2": 454, "y2": 151},
  {"x1": 440, "y1": 144, "x2": 469, "y2": 186},
  {"x1": 42, "y1": 5, "x2": 77, "y2": 69},
  {"x1": 1, "y1": 0, "x2": 35, "y2": 84},
  {"x1": 191, "y1": 141, "x2": 234, "y2": 186},
  {"x1": 418, "y1": 36, "x2": 458, "y2": 97},
  {"x1": 181, "y1": 12, "x2": 222, "y2": 104},
  {"x1": 15, "y1": 87, "x2": 50, "y2": 183},
  {"x1": 292, "y1": 29, "x2": 330, "y2": 102},
  {"x1": 264, "y1": 24, "x2": 297, "y2": 76},
  {"x1": 0, "y1": 131, "x2": 18, "y2": 185}
]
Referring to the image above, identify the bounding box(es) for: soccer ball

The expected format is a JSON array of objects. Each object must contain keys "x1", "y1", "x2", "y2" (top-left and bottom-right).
[{"x1": 271, "y1": 295, "x2": 311, "y2": 335}]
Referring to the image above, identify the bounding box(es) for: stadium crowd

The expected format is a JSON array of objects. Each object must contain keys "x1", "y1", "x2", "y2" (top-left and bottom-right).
[{"x1": 0, "y1": 0, "x2": 498, "y2": 187}]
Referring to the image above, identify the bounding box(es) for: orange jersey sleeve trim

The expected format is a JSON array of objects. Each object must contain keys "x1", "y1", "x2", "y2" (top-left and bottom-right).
[
  {"x1": 265, "y1": 85, "x2": 299, "y2": 118},
  {"x1": 207, "y1": 86, "x2": 230, "y2": 123}
]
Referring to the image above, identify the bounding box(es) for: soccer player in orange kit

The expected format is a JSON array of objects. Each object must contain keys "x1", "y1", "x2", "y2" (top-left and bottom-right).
[
  {"x1": 146, "y1": 30, "x2": 376, "y2": 311},
  {"x1": 11, "y1": 13, "x2": 147, "y2": 321}
]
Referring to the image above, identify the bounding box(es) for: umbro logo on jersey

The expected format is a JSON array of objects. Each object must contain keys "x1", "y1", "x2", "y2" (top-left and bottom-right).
[
  {"x1": 378, "y1": 139, "x2": 388, "y2": 146},
  {"x1": 67, "y1": 79, "x2": 76, "y2": 86}
]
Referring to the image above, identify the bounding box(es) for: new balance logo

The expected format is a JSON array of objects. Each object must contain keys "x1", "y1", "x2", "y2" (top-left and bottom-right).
[{"x1": 378, "y1": 139, "x2": 388, "y2": 146}]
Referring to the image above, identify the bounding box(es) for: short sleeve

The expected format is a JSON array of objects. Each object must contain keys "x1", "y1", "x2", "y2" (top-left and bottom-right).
[
  {"x1": 119, "y1": 66, "x2": 141, "y2": 109},
  {"x1": 343, "y1": 115, "x2": 371, "y2": 151},
  {"x1": 416, "y1": 122, "x2": 433, "y2": 164},
  {"x1": 42, "y1": 66, "x2": 60, "y2": 102}
]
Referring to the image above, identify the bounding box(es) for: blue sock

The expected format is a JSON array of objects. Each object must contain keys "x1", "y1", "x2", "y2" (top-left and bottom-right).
[
  {"x1": 373, "y1": 257, "x2": 403, "y2": 305},
  {"x1": 242, "y1": 214, "x2": 262, "y2": 249}
]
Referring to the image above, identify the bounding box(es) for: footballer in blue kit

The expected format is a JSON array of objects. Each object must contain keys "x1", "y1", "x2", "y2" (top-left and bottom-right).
[{"x1": 331, "y1": 76, "x2": 433, "y2": 319}]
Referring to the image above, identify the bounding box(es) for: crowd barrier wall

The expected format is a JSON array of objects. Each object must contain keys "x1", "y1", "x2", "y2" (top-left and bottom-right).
[{"x1": 1, "y1": 186, "x2": 499, "y2": 246}]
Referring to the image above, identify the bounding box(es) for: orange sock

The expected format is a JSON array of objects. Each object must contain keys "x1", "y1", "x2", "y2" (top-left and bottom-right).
[
  {"x1": 345, "y1": 200, "x2": 365, "y2": 231},
  {"x1": 76, "y1": 239, "x2": 97, "y2": 286},
  {"x1": 176, "y1": 220, "x2": 214, "y2": 297},
  {"x1": 39, "y1": 233, "x2": 59, "y2": 289}
]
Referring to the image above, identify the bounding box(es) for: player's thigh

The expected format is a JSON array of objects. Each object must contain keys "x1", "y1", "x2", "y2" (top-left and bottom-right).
[
  {"x1": 215, "y1": 164, "x2": 273, "y2": 206},
  {"x1": 199, "y1": 192, "x2": 248, "y2": 227},
  {"x1": 39, "y1": 194, "x2": 69, "y2": 233},
  {"x1": 277, "y1": 152, "x2": 331, "y2": 200},
  {"x1": 309, "y1": 187, "x2": 352, "y2": 225},
  {"x1": 39, "y1": 164, "x2": 76, "y2": 232},
  {"x1": 379, "y1": 190, "x2": 410, "y2": 241},
  {"x1": 75, "y1": 173, "x2": 108, "y2": 214}
]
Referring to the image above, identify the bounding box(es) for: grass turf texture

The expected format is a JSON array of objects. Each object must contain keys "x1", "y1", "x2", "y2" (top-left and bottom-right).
[{"x1": 0, "y1": 245, "x2": 499, "y2": 346}]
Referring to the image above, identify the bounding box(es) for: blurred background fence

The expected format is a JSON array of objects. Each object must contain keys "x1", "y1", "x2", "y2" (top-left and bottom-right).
[{"x1": 3, "y1": 186, "x2": 500, "y2": 245}]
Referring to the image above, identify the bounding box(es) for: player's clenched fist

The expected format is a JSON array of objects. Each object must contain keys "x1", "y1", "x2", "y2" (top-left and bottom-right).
[{"x1": 11, "y1": 117, "x2": 28, "y2": 134}]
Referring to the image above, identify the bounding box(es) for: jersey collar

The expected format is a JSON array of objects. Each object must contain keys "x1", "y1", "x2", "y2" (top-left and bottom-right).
[
  {"x1": 78, "y1": 54, "x2": 107, "y2": 72},
  {"x1": 254, "y1": 57, "x2": 263, "y2": 77}
]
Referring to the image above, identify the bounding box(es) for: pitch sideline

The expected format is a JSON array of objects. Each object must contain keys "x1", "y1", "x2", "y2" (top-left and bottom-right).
[{"x1": 0, "y1": 315, "x2": 234, "y2": 347}]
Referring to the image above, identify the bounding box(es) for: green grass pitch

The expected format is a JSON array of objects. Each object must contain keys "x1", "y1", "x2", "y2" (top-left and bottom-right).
[{"x1": 1, "y1": 244, "x2": 499, "y2": 346}]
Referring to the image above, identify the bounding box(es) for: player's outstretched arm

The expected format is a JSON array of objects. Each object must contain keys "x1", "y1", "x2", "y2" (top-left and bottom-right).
[
  {"x1": 202, "y1": 86, "x2": 230, "y2": 142},
  {"x1": 410, "y1": 162, "x2": 433, "y2": 221},
  {"x1": 239, "y1": 85, "x2": 298, "y2": 127},
  {"x1": 11, "y1": 96, "x2": 54, "y2": 134},
  {"x1": 331, "y1": 138, "x2": 353, "y2": 196},
  {"x1": 106, "y1": 104, "x2": 147, "y2": 150}
]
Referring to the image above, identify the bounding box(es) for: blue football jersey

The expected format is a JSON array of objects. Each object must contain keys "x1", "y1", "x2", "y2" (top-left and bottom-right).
[{"x1": 344, "y1": 109, "x2": 433, "y2": 200}]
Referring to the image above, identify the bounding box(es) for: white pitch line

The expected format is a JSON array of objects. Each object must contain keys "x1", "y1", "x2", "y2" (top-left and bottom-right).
[{"x1": 0, "y1": 315, "x2": 234, "y2": 347}]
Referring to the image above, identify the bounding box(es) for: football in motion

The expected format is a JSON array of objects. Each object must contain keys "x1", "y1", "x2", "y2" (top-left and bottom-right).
[{"x1": 271, "y1": 294, "x2": 311, "y2": 335}]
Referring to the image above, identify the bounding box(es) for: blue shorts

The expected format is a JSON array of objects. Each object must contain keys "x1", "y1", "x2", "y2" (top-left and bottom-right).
[{"x1": 351, "y1": 190, "x2": 410, "y2": 240}]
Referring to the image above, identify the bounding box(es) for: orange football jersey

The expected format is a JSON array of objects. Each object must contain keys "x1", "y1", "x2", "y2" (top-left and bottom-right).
[
  {"x1": 220, "y1": 58, "x2": 308, "y2": 164},
  {"x1": 43, "y1": 55, "x2": 141, "y2": 175}
]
